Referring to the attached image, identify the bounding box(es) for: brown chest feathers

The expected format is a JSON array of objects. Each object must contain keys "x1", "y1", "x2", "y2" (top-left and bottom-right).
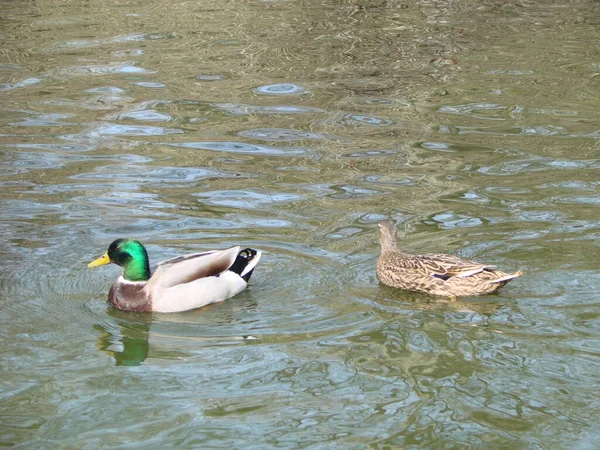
[{"x1": 109, "y1": 281, "x2": 152, "y2": 312}]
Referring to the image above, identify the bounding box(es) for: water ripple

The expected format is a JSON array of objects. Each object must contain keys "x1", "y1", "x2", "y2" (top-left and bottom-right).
[
  {"x1": 60, "y1": 63, "x2": 156, "y2": 76},
  {"x1": 9, "y1": 142, "x2": 96, "y2": 152},
  {"x1": 428, "y1": 211, "x2": 485, "y2": 229},
  {"x1": 344, "y1": 149, "x2": 397, "y2": 158},
  {"x1": 164, "y1": 141, "x2": 310, "y2": 156},
  {"x1": 212, "y1": 103, "x2": 323, "y2": 116},
  {"x1": 0, "y1": 77, "x2": 42, "y2": 92},
  {"x1": 238, "y1": 128, "x2": 326, "y2": 142},
  {"x1": 115, "y1": 110, "x2": 173, "y2": 121},
  {"x1": 85, "y1": 86, "x2": 127, "y2": 94},
  {"x1": 326, "y1": 184, "x2": 385, "y2": 199},
  {"x1": 455, "y1": 124, "x2": 570, "y2": 137},
  {"x1": 254, "y1": 84, "x2": 308, "y2": 95},
  {"x1": 478, "y1": 156, "x2": 600, "y2": 176},
  {"x1": 2, "y1": 1, "x2": 600, "y2": 447},
  {"x1": 9, "y1": 113, "x2": 75, "y2": 127},
  {"x1": 71, "y1": 165, "x2": 250, "y2": 184},
  {"x1": 134, "y1": 82, "x2": 166, "y2": 89},
  {"x1": 439, "y1": 102, "x2": 509, "y2": 120},
  {"x1": 358, "y1": 174, "x2": 416, "y2": 186},
  {"x1": 342, "y1": 113, "x2": 394, "y2": 126},
  {"x1": 194, "y1": 189, "x2": 302, "y2": 209},
  {"x1": 195, "y1": 74, "x2": 226, "y2": 81},
  {"x1": 91, "y1": 124, "x2": 182, "y2": 136},
  {"x1": 48, "y1": 33, "x2": 147, "y2": 50}
]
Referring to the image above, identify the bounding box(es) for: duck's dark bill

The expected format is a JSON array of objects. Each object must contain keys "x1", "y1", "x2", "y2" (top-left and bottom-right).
[{"x1": 88, "y1": 253, "x2": 110, "y2": 268}]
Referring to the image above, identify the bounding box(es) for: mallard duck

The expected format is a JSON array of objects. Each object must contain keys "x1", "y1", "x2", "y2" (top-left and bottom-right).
[
  {"x1": 88, "y1": 239, "x2": 261, "y2": 312},
  {"x1": 377, "y1": 220, "x2": 522, "y2": 297}
]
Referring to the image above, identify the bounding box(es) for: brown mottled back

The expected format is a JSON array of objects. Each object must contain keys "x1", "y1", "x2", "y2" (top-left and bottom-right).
[{"x1": 376, "y1": 220, "x2": 522, "y2": 297}]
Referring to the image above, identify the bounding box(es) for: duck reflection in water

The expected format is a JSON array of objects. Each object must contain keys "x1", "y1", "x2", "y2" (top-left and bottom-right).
[
  {"x1": 95, "y1": 314, "x2": 151, "y2": 366},
  {"x1": 375, "y1": 283, "x2": 510, "y2": 316},
  {"x1": 94, "y1": 301, "x2": 260, "y2": 366}
]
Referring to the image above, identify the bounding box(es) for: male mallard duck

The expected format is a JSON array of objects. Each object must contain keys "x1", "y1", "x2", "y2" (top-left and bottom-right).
[
  {"x1": 88, "y1": 239, "x2": 261, "y2": 312},
  {"x1": 377, "y1": 220, "x2": 522, "y2": 297}
]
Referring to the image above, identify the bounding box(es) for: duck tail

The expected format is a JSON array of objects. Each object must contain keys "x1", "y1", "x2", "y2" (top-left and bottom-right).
[
  {"x1": 229, "y1": 248, "x2": 262, "y2": 282},
  {"x1": 490, "y1": 270, "x2": 523, "y2": 284}
]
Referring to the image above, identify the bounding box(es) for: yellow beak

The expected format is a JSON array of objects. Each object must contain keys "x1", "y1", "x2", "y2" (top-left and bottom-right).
[{"x1": 88, "y1": 252, "x2": 111, "y2": 268}]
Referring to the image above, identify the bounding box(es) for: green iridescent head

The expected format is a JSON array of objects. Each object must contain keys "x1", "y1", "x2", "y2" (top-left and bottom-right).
[{"x1": 88, "y1": 239, "x2": 151, "y2": 282}]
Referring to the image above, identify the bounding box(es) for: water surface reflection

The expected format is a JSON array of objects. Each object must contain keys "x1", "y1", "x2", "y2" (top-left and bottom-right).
[{"x1": 1, "y1": 0, "x2": 599, "y2": 447}]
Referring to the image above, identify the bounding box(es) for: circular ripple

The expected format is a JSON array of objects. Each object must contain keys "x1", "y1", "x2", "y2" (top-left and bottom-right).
[{"x1": 254, "y1": 84, "x2": 308, "y2": 95}]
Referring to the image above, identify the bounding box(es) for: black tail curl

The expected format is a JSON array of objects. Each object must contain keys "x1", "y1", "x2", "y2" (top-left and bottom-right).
[{"x1": 229, "y1": 248, "x2": 259, "y2": 282}]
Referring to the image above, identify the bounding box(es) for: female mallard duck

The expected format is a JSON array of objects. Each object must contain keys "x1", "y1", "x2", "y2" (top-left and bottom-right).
[
  {"x1": 377, "y1": 220, "x2": 521, "y2": 297},
  {"x1": 88, "y1": 239, "x2": 261, "y2": 312}
]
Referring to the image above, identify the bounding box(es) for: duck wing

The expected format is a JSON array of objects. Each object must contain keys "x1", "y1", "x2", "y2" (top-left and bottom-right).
[
  {"x1": 152, "y1": 246, "x2": 240, "y2": 288},
  {"x1": 415, "y1": 253, "x2": 494, "y2": 279}
]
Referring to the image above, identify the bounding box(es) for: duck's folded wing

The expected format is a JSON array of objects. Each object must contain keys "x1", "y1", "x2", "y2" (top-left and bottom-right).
[
  {"x1": 153, "y1": 246, "x2": 240, "y2": 287},
  {"x1": 417, "y1": 254, "x2": 493, "y2": 279}
]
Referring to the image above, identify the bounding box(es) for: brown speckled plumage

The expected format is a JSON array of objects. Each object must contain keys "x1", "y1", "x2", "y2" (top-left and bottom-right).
[{"x1": 376, "y1": 220, "x2": 522, "y2": 297}]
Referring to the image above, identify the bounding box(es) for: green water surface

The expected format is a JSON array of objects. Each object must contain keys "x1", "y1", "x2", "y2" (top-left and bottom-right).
[{"x1": 1, "y1": 0, "x2": 599, "y2": 448}]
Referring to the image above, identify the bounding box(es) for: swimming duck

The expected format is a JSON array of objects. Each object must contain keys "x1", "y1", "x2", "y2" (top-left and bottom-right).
[
  {"x1": 88, "y1": 239, "x2": 261, "y2": 312},
  {"x1": 376, "y1": 220, "x2": 521, "y2": 297}
]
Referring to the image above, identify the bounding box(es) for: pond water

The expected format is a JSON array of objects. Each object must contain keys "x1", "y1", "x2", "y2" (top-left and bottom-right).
[{"x1": 1, "y1": 0, "x2": 600, "y2": 448}]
